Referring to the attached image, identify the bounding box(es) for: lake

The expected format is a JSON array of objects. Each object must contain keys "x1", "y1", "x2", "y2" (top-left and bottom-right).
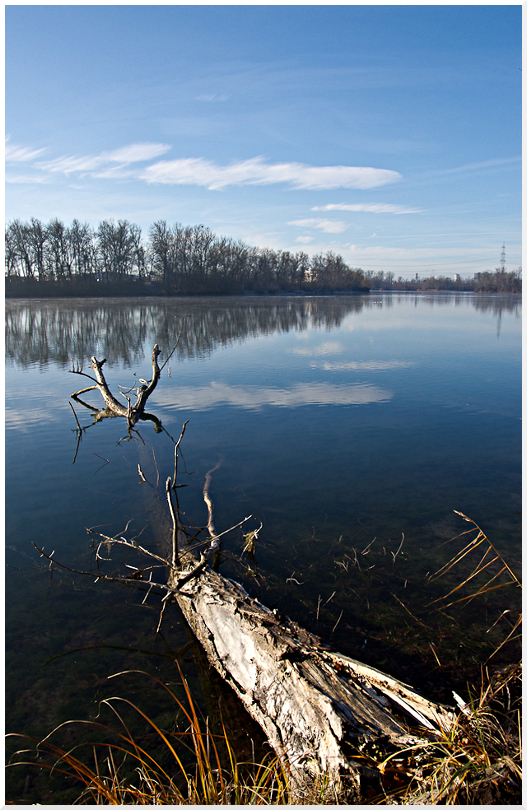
[{"x1": 5, "y1": 292, "x2": 522, "y2": 802}]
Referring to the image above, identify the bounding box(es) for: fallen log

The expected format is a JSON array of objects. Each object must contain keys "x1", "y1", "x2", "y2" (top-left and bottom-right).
[
  {"x1": 168, "y1": 551, "x2": 454, "y2": 799},
  {"x1": 65, "y1": 346, "x2": 456, "y2": 799}
]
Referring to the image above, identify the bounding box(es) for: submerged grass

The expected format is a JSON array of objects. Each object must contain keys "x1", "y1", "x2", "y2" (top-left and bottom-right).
[{"x1": 6, "y1": 515, "x2": 522, "y2": 804}]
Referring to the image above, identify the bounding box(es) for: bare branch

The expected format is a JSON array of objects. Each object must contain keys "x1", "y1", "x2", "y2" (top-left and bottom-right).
[
  {"x1": 32, "y1": 543, "x2": 172, "y2": 597},
  {"x1": 70, "y1": 345, "x2": 165, "y2": 429},
  {"x1": 172, "y1": 419, "x2": 189, "y2": 487},
  {"x1": 159, "y1": 322, "x2": 185, "y2": 372},
  {"x1": 166, "y1": 477, "x2": 179, "y2": 568}
]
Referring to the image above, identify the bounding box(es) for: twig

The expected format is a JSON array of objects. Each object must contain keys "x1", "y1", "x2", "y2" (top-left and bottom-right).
[
  {"x1": 361, "y1": 537, "x2": 376, "y2": 555},
  {"x1": 156, "y1": 600, "x2": 168, "y2": 635},
  {"x1": 286, "y1": 573, "x2": 305, "y2": 585},
  {"x1": 89, "y1": 530, "x2": 170, "y2": 567},
  {"x1": 69, "y1": 370, "x2": 99, "y2": 385},
  {"x1": 68, "y1": 401, "x2": 82, "y2": 432},
  {"x1": 141, "y1": 576, "x2": 154, "y2": 605},
  {"x1": 428, "y1": 643, "x2": 442, "y2": 668},
  {"x1": 391, "y1": 533, "x2": 404, "y2": 564},
  {"x1": 172, "y1": 419, "x2": 189, "y2": 489},
  {"x1": 351, "y1": 548, "x2": 362, "y2": 571},
  {"x1": 391, "y1": 592, "x2": 432, "y2": 629},
  {"x1": 32, "y1": 543, "x2": 170, "y2": 596},
  {"x1": 166, "y1": 477, "x2": 179, "y2": 568},
  {"x1": 331, "y1": 610, "x2": 344, "y2": 634},
  {"x1": 159, "y1": 322, "x2": 185, "y2": 372}
]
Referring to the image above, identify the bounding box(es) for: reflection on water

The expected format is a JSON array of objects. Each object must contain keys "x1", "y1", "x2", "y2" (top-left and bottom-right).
[
  {"x1": 153, "y1": 381, "x2": 393, "y2": 410},
  {"x1": 6, "y1": 292, "x2": 520, "y2": 368},
  {"x1": 5, "y1": 293, "x2": 521, "y2": 803}
]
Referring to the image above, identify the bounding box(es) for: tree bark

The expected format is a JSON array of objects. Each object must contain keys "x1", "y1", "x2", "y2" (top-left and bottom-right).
[{"x1": 168, "y1": 552, "x2": 454, "y2": 799}]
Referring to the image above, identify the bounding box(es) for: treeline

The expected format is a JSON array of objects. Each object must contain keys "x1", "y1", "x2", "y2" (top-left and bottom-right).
[
  {"x1": 366, "y1": 269, "x2": 522, "y2": 293},
  {"x1": 6, "y1": 217, "x2": 521, "y2": 296},
  {"x1": 5, "y1": 217, "x2": 370, "y2": 296}
]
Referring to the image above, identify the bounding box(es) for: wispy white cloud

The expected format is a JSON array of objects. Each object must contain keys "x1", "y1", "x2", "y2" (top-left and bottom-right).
[
  {"x1": 105, "y1": 143, "x2": 172, "y2": 163},
  {"x1": 5, "y1": 173, "x2": 51, "y2": 185},
  {"x1": 5, "y1": 138, "x2": 45, "y2": 163},
  {"x1": 141, "y1": 156, "x2": 401, "y2": 190},
  {"x1": 442, "y1": 156, "x2": 521, "y2": 175},
  {"x1": 154, "y1": 381, "x2": 392, "y2": 410},
  {"x1": 196, "y1": 93, "x2": 231, "y2": 102},
  {"x1": 289, "y1": 218, "x2": 348, "y2": 233},
  {"x1": 295, "y1": 235, "x2": 315, "y2": 244},
  {"x1": 7, "y1": 140, "x2": 402, "y2": 195},
  {"x1": 312, "y1": 203, "x2": 422, "y2": 214},
  {"x1": 289, "y1": 341, "x2": 344, "y2": 356},
  {"x1": 36, "y1": 142, "x2": 172, "y2": 175}
]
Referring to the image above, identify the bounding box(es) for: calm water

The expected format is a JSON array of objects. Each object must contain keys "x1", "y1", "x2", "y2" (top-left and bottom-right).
[{"x1": 5, "y1": 293, "x2": 521, "y2": 801}]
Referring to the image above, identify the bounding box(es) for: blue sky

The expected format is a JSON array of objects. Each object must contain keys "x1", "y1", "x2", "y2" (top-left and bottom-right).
[{"x1": 5, "y1": 4, "x2": 522, "y2": 278}]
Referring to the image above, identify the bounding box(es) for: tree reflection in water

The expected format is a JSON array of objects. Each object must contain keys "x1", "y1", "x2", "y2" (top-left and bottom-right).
[{"x1": 6, "y1": 293, "x2": 520, "y2": 370}]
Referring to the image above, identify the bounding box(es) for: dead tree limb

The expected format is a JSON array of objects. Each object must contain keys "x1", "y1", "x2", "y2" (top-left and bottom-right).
[
  {"x1": 166, "y1": 477, "x2": 179, "y2": 569},
  {"x1": 60, "y1": 363, "x2": 460, "y2": 799},
  {"x1": 167, "y1": 552, "x2": 455, "y2": 799},
  {"x1": 161, "y1": 465, "x2": 455, "y2": 799},
  {"x1": 71, "y1": 344, "x2": 163, "y2": 428}
]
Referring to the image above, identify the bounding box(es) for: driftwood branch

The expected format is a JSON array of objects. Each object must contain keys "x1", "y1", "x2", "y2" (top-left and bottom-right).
[
  {"x1": 166, "y1": 477, "x2": 179, "y2": 569},
  {"x1": 33, "y1": 542, "x2": 170, "y2": 597},
  {"x1": 70, "y1": 344, "x2": 163, "y2": 428}
]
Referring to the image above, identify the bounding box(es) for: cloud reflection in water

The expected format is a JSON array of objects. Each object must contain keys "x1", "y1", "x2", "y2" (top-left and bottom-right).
[{"x1": 155, "y1": 381, "x2": 393, "y2": 411}]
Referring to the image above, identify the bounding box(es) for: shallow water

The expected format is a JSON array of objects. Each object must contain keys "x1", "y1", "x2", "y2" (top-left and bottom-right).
[{"x1": 5, "y1": 292, "x2": 521, "y2": 801}]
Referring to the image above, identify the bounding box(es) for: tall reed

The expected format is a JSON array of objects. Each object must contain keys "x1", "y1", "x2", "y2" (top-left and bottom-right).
[{"x1": 6, "y1": 666, "x2": 291, "y2": 805}]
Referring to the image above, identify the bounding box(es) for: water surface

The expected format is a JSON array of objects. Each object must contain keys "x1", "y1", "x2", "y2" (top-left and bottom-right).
[{"x1": 5, "y1": 293, "x2": 521, "y2": 800}]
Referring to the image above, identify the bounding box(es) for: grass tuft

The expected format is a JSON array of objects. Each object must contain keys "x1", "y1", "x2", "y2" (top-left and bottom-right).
[
  {"x1": 379, "y1": 662, "x2": 522, "y2": 804},
  {"x1": 6, "y1": 664, "x2": 292, "y2": 805}
]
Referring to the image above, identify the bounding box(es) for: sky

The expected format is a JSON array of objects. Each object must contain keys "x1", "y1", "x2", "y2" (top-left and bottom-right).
[{"x1": 5, "y1": 3, "x2": 522, "y2": 279}]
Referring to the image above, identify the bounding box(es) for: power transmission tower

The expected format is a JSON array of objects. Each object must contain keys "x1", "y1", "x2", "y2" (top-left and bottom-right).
[{"x1": 500, "y1": 243, "x2": 506, "y2": 271}]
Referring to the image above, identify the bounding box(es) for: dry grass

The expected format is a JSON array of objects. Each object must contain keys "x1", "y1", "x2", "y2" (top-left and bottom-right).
[
  {"x1": 427, "y1": 511, "x2": 521, "y2": 662},
  {"x1": 371, "y1": 512, "x2": 522, "y2": 804},
  {"x1": 7, "y1": 664, "x2": 521, "y2": 805},
  {"x1": 372, "y1": 661, "x2": 522, "y2": 804},
  {"x1": 6, "y1": 666, "x2": 292, "y2": 805}
]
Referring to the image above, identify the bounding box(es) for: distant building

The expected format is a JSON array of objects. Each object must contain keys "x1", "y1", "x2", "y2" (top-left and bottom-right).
[{"x1": 454, "y1": 274, "x2": 461, "y2": 282}]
